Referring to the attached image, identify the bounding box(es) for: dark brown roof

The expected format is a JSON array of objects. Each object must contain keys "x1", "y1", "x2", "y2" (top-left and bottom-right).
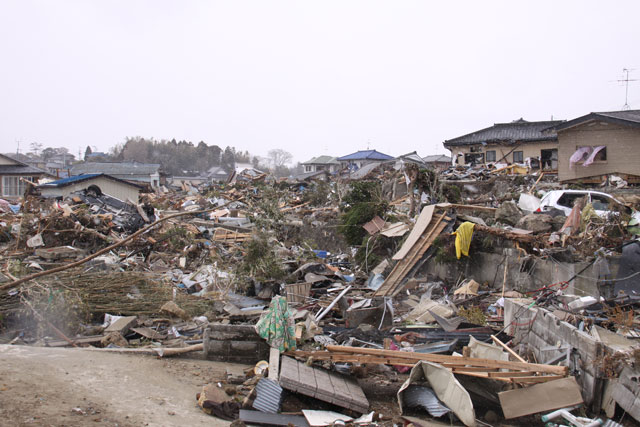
[
  {"x1": 553, "y1": 110, "x2": 640, "y2": 131},
  {"x1": 444, "y1": 119, "x2": 564, "y2": 147}
]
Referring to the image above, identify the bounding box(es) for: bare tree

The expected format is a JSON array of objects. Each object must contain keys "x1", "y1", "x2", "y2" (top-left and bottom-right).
[{"x1": 267, "y1": 149, "x2": 293, "y2": 169}]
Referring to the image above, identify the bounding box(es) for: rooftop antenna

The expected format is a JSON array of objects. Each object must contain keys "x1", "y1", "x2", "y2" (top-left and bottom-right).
[{"x1": 613, "y1": 68, "x2": 637, "y2": 110}]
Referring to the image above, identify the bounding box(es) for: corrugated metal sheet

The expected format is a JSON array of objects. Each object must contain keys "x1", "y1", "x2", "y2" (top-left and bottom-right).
[
  {"x1": 252, "y1": 378, "x2": 283, "y2": 414},
  {"x1": 401, "y1": 385, "x2": 450, "y2": 418}
]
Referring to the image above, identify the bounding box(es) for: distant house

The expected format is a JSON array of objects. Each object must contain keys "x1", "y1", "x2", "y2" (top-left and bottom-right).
[
  {"x1": 206, "y1": 166, "x2": 229, "y2": 182},
  {"x1": 552, "y1": 110, "x2": 640, "y2": 184},
  {"x1": 395, "y1": 151, "x2": 427, "y2": 167},
  {"x1": 422, "y1": 154, "x2": 452, "y2": 170},
  {"x1": 0, "y1": 154, "x2": 51, "y2": 200},
  {"x1": 38, "y1": 174, "x2": 143, "y2": 202},
  {"x1": 443, "y1": 118, "x2": 564, "y2": 170},
  {"x1": 301, "y1": 156, "x2": 341, "y2": 174},
  {"x1": 70, "y1": 162, "x2": 164, "y2": 188},
  {"x1": 337, "y1": 150, "x2": 394, "y2": 169},
  {"x1": 291, "y1": 170, "x2": 330, "y2": 183}
]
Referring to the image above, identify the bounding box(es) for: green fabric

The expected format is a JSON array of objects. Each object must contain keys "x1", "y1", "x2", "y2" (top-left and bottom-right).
[{"x1": 255, "y1": 296, "x2": 296, "y2": 352}]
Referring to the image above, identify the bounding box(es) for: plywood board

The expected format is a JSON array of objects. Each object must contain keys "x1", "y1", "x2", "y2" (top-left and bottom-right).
[{"x1": 498, "y1": 377, "x2": 583, "y2": 419}]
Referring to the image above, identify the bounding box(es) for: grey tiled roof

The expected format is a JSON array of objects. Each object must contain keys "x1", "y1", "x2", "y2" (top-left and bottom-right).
[
  {"x1": 554, "y1": 110, "x2": 640, "y2": 131},
  {"x1": 444, "y1": 119, "x2": 564, "y2": 147},
  {"x1": 0, "y1": 164, "x2": 50, "y2": 175},
  {"x1": 302, "y1": 155, "x2": 339, "y2": 165},
  {"x1": 71, "y1": 162, "x2": 161, "y2": 176},
  {"x1": 423, "y1": 154, "x2": 452, "y2": 163}
]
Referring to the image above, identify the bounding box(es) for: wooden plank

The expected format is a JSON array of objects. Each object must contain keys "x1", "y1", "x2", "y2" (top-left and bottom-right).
[
  {"x1": 268, "y1": 347, "x2": 280, "y2": 380},
  {"x1": 313, "y1": 368, "x2": 338, "y2": 405},
  {"x1": 278, "y1": 356, "x2": 369, "y2": 413},
  {"x1": 499, "y1": 377, "x2": 583, "y2": 419},
  {"x1": 491, "y1": 335, "x2": 526, "y2": 363},
  {"x1": 487, "y1": 371, "x2": 535, "y2": 377},
  {"x1": 392, "y1": 205, "x2": 435, "y2": 260},
  {"x1": 375, "y1": 213, "x2": 447, "y2": 297},
  {"x1": 324, "y1": 346, "x2": 568, "y2": 375},
  {"x1": 279, "y1": 356, "x2": 301, "y2": 392},
  {"x1": 295, "y1": 357, "x2": 318, "y2": 396},
  {"x1": 328, "y1": 372, "x2": 352, "y2": 407},
  {"x1": 343, "y1": 377, "x2": 369, "y2": 412}
]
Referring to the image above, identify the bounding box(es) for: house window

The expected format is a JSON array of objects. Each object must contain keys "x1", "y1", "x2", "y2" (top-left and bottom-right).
[
  {"x1": 513, "y1": 151, "x2": 524, "y2": 163},
  {"x1": 540, "y1": 149, "x2": 558, "y2": 170},
  {"x1": 464, "y1": 152, "x2": 484, "y2": 165},
  {"x1": 2, "y1": 176, "x2": 33, "y2": 197},
  {"x1": 304, "y1": 165, "x2": 313, "y2": 173},
  {"x1": 570, "y1": 146, "x2": 607, "y2": 167},
  {"x1": 486, "y1": 151, "x2": 496, "y2": 162}
]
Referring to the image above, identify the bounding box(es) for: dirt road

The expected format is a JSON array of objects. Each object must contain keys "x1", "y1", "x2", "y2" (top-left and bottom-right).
[{"x1": 0, "y1": 344, "x2": 247, "y2": 426}]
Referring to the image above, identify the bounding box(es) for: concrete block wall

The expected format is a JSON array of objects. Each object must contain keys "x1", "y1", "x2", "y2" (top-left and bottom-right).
[
  {"x1": 424, "y1": 250, "x2": 620, "y2": 297},
  {"x1": 504, "y1": 299, "x2": 605, "y2": 410},
  {"x1": 203, "y1": 324, "x2": 270, "y2": 364}
]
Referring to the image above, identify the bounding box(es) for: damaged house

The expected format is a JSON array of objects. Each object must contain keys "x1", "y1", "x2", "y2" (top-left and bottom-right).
[
  {"x1": 38, "y1": 173, "x2": 144, "y2": 202},
  {"x1": 301, "y1": 155, "x2": 341, "y2": 174},
  {"x1": 71, "y1": 161, "x2": 165, "y2": 188},
  {"x1": 444, "y1": 118, "x2": 564, "y2": 170},
  {"x1": 553, "y1": 109, "x2": 640, "y2": 184},
  {"x1": 0, "y1": 153, "x2": 51, "y2": 201}
]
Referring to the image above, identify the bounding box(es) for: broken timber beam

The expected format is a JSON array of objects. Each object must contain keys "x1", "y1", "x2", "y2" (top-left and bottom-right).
[{"x1": 323, "y1": 345, "x2": 567, "y2": 375}]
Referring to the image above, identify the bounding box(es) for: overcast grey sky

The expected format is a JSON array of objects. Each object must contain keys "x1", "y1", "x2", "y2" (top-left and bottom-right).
[{"x1": 1, "y1": 1, "x2": 638, "y2": 163}]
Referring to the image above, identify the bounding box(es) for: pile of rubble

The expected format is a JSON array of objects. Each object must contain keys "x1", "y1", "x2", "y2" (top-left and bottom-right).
[{"x1": 1, "y1": 166, "x2": 639, "y2": 426}]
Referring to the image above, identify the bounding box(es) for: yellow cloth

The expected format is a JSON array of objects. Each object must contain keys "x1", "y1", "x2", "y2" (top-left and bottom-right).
[{"x1": 452, "y1": 221, "x2": 475, "y2": 259}]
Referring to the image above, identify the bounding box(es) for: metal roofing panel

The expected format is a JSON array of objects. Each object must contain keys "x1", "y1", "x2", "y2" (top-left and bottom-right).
[
  {"x1": 252, "y1": 378, "x2": 283, "y2": 414},
  {"x1": 402, "y1": 385, "x2": 451, "y2": 418}
]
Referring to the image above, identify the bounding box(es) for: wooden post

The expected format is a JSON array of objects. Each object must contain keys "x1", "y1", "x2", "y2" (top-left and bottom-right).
[{"x1": 268, "y1": 347, "x2": 280, "y2": 380}]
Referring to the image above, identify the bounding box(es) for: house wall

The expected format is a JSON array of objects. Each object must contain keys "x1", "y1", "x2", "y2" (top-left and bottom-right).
[
  {"x1": 304, "y1": 164, "x2": 339, "y2": 173},
  {"x1": 448, "y1": 141, "x2": 558, "y2": 165},
  {"x1": 0, "y1": 157, "x2": 18, "y2": 166},
  {"x1": 558, "y1": 121, "x2": 640, "y2": 182},
  {"x1": 40, "y1": 177, "x2": 140, "y2": 202},
  {"x1": 0, "y1": 174, "x2": 44, "y2": 200}
]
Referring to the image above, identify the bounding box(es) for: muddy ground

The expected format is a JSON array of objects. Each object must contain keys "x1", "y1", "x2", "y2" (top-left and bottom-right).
[{"x1": 0, "y1": 345, "x2": 245, "y2": 426}]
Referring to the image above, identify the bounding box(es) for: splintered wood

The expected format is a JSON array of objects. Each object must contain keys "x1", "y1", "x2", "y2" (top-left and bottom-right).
[
  {"x1": 373, "y1": 212, "x2": 450, "y2": 297},
  {"x1": 279, "y1": 356, "x2": 369, "y2": 413},
  {"x1": 211, "y1": 228, "x2": 250, "y2": 242},
  {"x1": 289, "y1": 346, "x2": 568, "y2": 385}
]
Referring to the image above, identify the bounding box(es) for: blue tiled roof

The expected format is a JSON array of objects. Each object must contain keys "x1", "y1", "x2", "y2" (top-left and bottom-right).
[
  {"x1": 41, "y1": 174, "x2": 102, "y2": 187},
  {"x1": 337, "y1": 150, "x2": 394, "y2": 161}
]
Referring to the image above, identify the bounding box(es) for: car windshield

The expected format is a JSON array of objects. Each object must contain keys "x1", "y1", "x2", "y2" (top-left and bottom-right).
[{"x1": 557, "y1": 192, "x2": 588, "y2": 209}]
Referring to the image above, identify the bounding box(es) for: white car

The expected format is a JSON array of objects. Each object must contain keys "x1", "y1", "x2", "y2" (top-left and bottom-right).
[{"x1": 536, "y1": 189, "x2": 636, "y2": 219}]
